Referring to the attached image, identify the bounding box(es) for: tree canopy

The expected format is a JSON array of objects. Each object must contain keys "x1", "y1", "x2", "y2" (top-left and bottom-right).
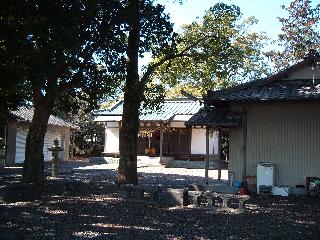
[
  {"x1": 151, "y1": 3, "x2": 270, "y2": 97},
  {"x1": 1, "y1": 0, "x2": 128, "y2": 109},
  {"x1": 266, "y1": 0, "x2": 320, "y2": 70},
  {"x1": 1, "y1": 0, "x2": 177, "y2": 183},
  {"x1": 7, "y1": 0, "x2": 129, "y2": 183}
]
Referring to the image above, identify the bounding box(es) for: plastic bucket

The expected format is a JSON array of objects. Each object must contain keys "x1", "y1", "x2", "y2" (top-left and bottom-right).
[
  {"x1": 233, "y1": 180, "x2": 242, "y2": 188},
  {"x1": 239, "y1": 188, "x2": 248, "y2": 195}
]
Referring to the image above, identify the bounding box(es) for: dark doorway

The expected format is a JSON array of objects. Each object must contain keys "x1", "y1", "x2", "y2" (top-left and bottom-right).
[{"x1": 137, "y1": 128, "x2": 191, "y2": 156}]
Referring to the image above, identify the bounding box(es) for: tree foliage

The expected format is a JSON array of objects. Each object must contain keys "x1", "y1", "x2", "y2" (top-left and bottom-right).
[
  {"x1": 1, "y1": 0, "x2": 128, "y2": 112},
  {"x1": 1, "y1": 0, "x2": 129, "y2": 183},
  {"x1": 0, "y1": 1, "x2": 32, "y2": 111},
  {"x1": 266, "y1": 0, "x2": 320, "y2": 70},
  {"x1": 2, "y1": 0, "x2": 178, "y2": 183},
  {"x1": 53, "y1": 95, "x2": 104, "y2": 157},
  {"x1": 151, "y1": 3, "x2": 270, "y2": 97}
]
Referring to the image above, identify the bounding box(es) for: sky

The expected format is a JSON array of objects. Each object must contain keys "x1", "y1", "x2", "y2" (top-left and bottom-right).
[
  {"x1": 140, "y1": 0, "x2": 296, "y2": 67},
  {"x1": 141, "y1": 0, "x2": 320, "y2": 69},
  {"x1": 159, "y1": 0, "x2": 294, "y2": 39}
]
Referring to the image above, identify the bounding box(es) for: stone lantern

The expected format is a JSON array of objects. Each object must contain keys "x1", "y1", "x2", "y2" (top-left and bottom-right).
[{"x1": 48, "y1": 139, "x2": 64, "y2": 177}]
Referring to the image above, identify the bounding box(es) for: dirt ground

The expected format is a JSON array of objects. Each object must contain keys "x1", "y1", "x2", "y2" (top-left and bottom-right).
[{"x1": 0, "y1": 160, "x2": 319, "y2": 240}]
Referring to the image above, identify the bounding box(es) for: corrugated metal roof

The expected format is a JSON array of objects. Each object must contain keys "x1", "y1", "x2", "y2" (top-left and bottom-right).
[
  {"x1": 95, "y1": 99, "x2": 202, "y2": 122},
  {"x1": 10, "y1": 107, "x2": 76, "y2": 128}
]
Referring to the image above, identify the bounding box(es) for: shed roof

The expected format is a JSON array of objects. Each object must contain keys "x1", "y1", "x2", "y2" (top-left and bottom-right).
[
  {"x1": 205, "y1": 80, "x2": 320, "y2": 102},
  {"x1": 205, "y1": 50, "x2": 320, "y2": 103},
  {"x1": 10, "y1": 107, "x2": 76, "y2": 129},
  {"x1": 94, "y1": 98, "x2": 202, "y2": 122},
  {"x1": 185, "y1": 108, "x2": 241, "y2": 128}
]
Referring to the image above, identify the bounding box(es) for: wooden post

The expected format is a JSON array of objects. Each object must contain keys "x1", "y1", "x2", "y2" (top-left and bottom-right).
[
  {"x1": 0, "y1": 137, "x2": 5, "y2": 167},
  {"x1": 159, "y1": 124, "x2": 163, "y2": 164},
  {"x1": 218, "y1": 129, "x2": 222, "y2": 180},
  {"x1": 242, "y1": 111, "x2": 247, "y2": 182},
  {"x1": 211, "y1": 130, "x2": 215, "y2": 176},
  {"x1": 70, "y1": 130, "x2": 75, "y2": 159},
  {"x1": 5, "y1": 124, "x2": 17, "y2": 165},
  {"x1": 205, "y1": 127, "x2": 210, "y2": 185}
]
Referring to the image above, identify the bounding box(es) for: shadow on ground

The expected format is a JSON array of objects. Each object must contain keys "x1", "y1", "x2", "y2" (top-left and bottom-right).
[{"x1": 0, "y1": 162, "x2": 319, "y2": 240}]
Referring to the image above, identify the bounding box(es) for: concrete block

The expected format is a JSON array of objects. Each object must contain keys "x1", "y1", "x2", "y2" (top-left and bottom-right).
[
  {"x1": 273, "y1": 186, "x2": 290, "y2": 196},
  {"x1": 159, "y1": 188, "x2": 188, "y2": 206},
  {"x1": 290, "y1": 187, "x2": 306, "y2": 196}
]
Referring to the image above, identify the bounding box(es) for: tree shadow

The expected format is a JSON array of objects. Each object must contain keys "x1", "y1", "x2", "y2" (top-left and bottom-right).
[
  {"x1": 1, "y1": 163, "x2": 319, "y2": 239},
  {"x1": 0, "y1": 192, "x2": 319, "y2": 239}
]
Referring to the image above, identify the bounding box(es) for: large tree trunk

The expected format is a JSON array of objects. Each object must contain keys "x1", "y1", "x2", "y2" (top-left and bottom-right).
[
  {"x1": 22, "y1": 97, "x2": 55, "y2": 184},
  {"x1": 117, "y1": 0, "x2": 141, "y2": 185}
]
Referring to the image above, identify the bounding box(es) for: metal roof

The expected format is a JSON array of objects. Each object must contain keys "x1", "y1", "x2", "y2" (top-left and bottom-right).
[
  {"x1": 10, "y1": 107, "x2": 76, "y2": 128},
  {"x1": 185, "y1": 108, "x2": 241, "y2": 128},
  {"x1": 95, "y1": 99, "x2": 202, "y2": 122}
]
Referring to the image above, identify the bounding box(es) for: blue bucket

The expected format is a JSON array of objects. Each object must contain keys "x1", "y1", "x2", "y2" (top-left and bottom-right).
[{"x1": 233, "y1": 180, "x2": 242, "y2": 188}]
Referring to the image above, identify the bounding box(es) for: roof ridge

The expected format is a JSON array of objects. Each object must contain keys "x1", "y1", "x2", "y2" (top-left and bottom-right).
[
  {"x1": 107, "y1": 100, "x2": 124, "y2": 112},
  {"x1": 10, "y1": 106, "x2": 76, "y2": 128},
  {"x1": 94, "y1": 98, "x2": 202, "y2": 121},
  {"x1": 163, "y1": 98, "x2": 198, "y2": 102}
]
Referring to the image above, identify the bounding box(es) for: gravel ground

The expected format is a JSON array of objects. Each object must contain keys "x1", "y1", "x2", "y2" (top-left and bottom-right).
[{"x1": 0, "y1": 161, "x2": 319, "y2": 240}]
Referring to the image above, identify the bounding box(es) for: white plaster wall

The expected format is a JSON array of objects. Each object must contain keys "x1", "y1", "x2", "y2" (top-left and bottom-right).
[
  {"x1": 106, "y1": 122, "x2": 119, "y2": 128},
  {"x1": 170, "y1": 122, "x2": 186, "y2": 128},
  {"x1": 104, "y1": 127, "x2": 120, "y2": 153},
  {"x1": 191, "y1": 128, "x2": 218, "y2": 155}
]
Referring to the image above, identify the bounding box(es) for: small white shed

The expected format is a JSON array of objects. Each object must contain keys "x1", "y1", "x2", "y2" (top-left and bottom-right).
[{"x1": 5, "y1": 107, "x2": 76, "y2": 165}]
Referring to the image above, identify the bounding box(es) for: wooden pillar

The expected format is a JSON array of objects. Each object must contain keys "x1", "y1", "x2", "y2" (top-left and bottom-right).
[
  {"x1": 205, "y1": 127, "x2": 210, "y2": 184},
  {"x1": 5, "y1": 123, "x2": 17, "y2": 165},
  {"x1": 242, "y1": 111, "x2": 247, "y2": 182},
  {"x1": 218, "y1": 129, "x2": 223, "y2": 180},
  {"x1": 70, "y1": 130, "x2": 75, "y2": 159},
  {"x1": 61, "y1": 132, "x2": 66, "y2": 161},
  {"x1": 159, "y1": 124, "x2": 163, "y2": 164}
]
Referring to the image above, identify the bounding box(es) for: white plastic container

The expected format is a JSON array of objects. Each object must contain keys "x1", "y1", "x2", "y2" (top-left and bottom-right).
[
  {"x1": 257, "y1": 162, "x2": 275, "y2": 194},
  {"x1": 273, "y1": 186, "x2": 290, "y2": 196}
]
